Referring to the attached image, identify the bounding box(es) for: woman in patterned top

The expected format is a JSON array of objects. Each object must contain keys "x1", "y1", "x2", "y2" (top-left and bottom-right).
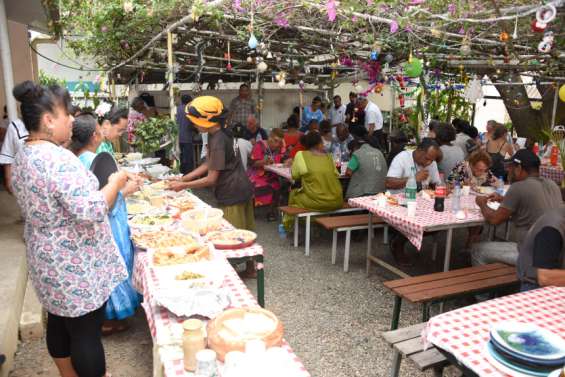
[
  {"x1": 447, "y1": 150, "x2": 497, "y2": 189},
  {"x1": 11, "y1": 81, "x2": 129, "y2": 377},
  {"x1": 96, "y1": 107, "x2": 129, "y2": 154}
]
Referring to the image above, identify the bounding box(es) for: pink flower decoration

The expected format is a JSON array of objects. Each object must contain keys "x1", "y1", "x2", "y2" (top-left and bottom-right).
[
  {"x1": 410, "y1": 0, "x2": 425, "y2": 4},
  {"x1": 367, "y1": 0, "x2": 374, "y2": 5},
  {"x1": 233, "y1": 0, "x2": 245, "y2": 13},
  {"x1": 327, "y1": 0, "x2": 337, "y2": 22},
  {"x1": 390, "y1": 20, "x2": 399, "y2": 33},
  {"x1": 352, "y1": 15, "x2": 358, "y2": 22},
  {"x1": 274, "y1": 13, "x2": 289, "y2": 27},
  {"x1": 448, "y1": 3, "x2": 456, "y2": 15}
]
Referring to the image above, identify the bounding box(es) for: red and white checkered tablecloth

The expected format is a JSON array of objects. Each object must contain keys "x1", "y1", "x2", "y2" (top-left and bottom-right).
[
  {"x1": 424, "y1": 286, "x2": 565, "y2": 377},
  {"x1": 540, "y1": 164, "x2": 564, "y2": 185},
  {"x1": 348, "y1": 195, "x2": 485, "y2": 250},
  {"x1": 132, "y1": 251, "x2": 310, "y2": 377},
  {"x1": 264, "y1": 164, "x2": 293, "y2": 181}
]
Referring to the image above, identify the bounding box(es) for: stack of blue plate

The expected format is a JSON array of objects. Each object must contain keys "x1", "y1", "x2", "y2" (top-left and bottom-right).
[{"x1": 487, "y1": 321, "x2": 565, "y2": 376}]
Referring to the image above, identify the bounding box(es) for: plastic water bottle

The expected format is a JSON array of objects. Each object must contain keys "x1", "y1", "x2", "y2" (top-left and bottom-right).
[
  {"x1": 277, "y1": 224, "x2": 287, "y2": 239},
  {"x1": 452, "y1": 182, "x2": 461, "y2": 214},
  {"x1": 496, "y1": 176, "x2": 505, "y2": 196},
  {"x1": 405, "y1": 167, "x2": 418, "y2": 203}
]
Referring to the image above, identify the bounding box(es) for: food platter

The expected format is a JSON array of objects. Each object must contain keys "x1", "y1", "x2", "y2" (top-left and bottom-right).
[
  {"x1": 132, "y1": 230, "x2": 199, "y2": 250},
  {"x1": 152, "y1": 261, "x2": 225, "y2": 290},
  {"x1": 150, "y1": 244, "x2": 211, "y2": 266},
  {"x1": 130, "y1": 213, "x2": 174, "y2": 230},
  {"x1": 206, "y1": 229, "x2": 257, "y2": 250},
  {"x1": 126, "y1": 199, "x2": 156, "y2": 215}
]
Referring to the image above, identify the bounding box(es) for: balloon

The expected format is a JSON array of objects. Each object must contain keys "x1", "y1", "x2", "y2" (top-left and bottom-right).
[
  {"x1": 559, "y1": 84, "x2": 565, "y2": 102},
  {"x1": 403, "y1": 58, "x2": 423, "y2": 78},
  {"x1": 384, "y1": 54, "x2": 394, "y2": 63}
]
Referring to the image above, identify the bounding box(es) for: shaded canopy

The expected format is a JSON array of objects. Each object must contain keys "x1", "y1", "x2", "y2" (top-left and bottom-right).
[{"x1": 46, "y1": 0, "x2": 564, "y2": 87}]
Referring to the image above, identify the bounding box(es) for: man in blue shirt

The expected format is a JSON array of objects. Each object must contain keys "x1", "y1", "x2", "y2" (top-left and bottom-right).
[{"x1": 177, "y1": 94, "x2": 195, "y2": 174}]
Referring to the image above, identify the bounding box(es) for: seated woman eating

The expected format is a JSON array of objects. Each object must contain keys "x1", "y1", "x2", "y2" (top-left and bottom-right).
[
  {"x1": 247, "y1": 128, "x2": 286, "y2": 221},
  {"x1": 447, "y1": 149, "x2": 498, "y2": 189},
  {"x1": 283, "y1": 132, "x2": 343, "y2": 230}
]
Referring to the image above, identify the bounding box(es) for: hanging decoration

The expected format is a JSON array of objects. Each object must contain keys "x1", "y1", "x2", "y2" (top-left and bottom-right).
[
  {"x1": 536, "y1": 4, "x2": 557, "y2": 25},
  {"x1": 225, "y1": 41, "x2": 232, "y2": 72},
  {"x1": 257, "y1": 61, "x2": 268, "y2": 73},
  {"x1": 248, "y1": 33, "x2": 258, "y2": 49},
  {"x1": 538, "y1": 32, "x2": 555, "y2": 53},
  {"x1": 370, "y1": 42, "x2": 381, "y2": 61},
  {"x1": 384, "y1": 54, "x2": 394, "y2": 64},
  {"x1": 531, "y1": 19, "x2": 547, "y2": 33},
  {"x1": 512, "y1": 17, "x2": 519, "y2": 39},
  {"x1": 326, "y1": 0, "x2": 337, "y2": 22},
  {"x1": 123, "y1": 0, "x2": 134, "y2": 13},
  {"x1": 499, "y1": 32, "x2": 509, "y2": 42},
  {"x1": 463, "y1": 77, "x2": 483, "y2": 102},
  {"x1": 403, "y1": 57, "x2": 423, "y2": 78},
  {"x1": 460, "y1": 36, "x2": 471, "y2": 56}
]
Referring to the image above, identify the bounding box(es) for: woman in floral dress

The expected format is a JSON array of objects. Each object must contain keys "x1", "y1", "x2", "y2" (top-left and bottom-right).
[
  {"x1": 11, "y1": 81, "x2": 129, "y2": 377},
  {"x1": 247, "y1": 128, "x2": 286, "y2": 221}
]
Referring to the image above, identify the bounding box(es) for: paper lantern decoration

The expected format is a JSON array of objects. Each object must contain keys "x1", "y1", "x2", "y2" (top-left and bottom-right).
[
  {"x1": 370, "y1": 51, "x2": 379, "y2": 61},
  {"x1": 246, "y1": 56, "x2": 253, "y2": 63},
  {"x1": 257, "y1": 61, "x2": 268, "y2": 73},
  {"x1": 460, "y1": 40, "x2": 471, "y2": 55},
  {"x1": 403, "y1": 58, "x2": 423, "y2": 78},
  {"x1": 559, "y1": 84, "x2": 565, "y2": 102},
  {"x1": 266, "y1": 51, "x2": 273, "y2": 59},
  {"x1": 278, "y1": 79, "x2": 286, "y2": 88},
  {"x1": 499, "y1": 32, "x2": 509, "y2": 42},
  {"x1": 248, "y1": 33, "x2": 258, "y2": 49},
  {"x1": 226, "y1": 62, "x2": 233, "y2": 72},
  {"x1": 384, "y1": 54, "x2": 394, "y2": 63}
]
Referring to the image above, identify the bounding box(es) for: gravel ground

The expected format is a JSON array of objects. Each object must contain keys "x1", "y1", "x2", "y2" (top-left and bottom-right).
[{"x1": 10, "y1": 188, "x2": 475, "y2": 377}]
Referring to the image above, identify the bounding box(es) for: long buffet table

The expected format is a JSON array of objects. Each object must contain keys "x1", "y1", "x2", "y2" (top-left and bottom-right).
[{"x1": 129, "y1": 190, "x2": 310, "y2": 377}]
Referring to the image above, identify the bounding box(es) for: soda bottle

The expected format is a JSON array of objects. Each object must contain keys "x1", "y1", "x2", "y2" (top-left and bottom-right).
[
  {"x1": 405, "y1": 167, "x2": 418, "y2": 203},
  {"x1": 551, "y1": 145, "x2": 559, "y2": 166},
  {"x1": 452, "y1": 182, "x2": 461, "y2": 214},
  {"x1": 533, "y1": 142, "x2": 539, "y2": 156},
  {"x1": 434, "y1": 174, "x2": 446, "y2": 212}
]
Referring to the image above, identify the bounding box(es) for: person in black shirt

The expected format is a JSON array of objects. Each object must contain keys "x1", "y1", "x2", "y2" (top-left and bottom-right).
[{"x1": 345, "y1": 92, "x2": 364, "y2": 129}]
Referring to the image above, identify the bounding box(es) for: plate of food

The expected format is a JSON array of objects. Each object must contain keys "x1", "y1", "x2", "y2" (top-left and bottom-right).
[
  {"x1": 132, "y1": 230, "x2": 200, "y2": 250},
  {"x1": 168, "y1": 196, "x2": 196, "y2": 212},
  {"x1": 130, "y1": 213, "x2": 174, "y2": 230},
  {"x1": 154, "y1": 288, "x2": 230, "y2": 318},
  {"x1": 150, "y1": 244, "x2": 211, "y2": 266},
  {"x1": 490, "y1": 322, "x2": 565, "y2": 363},
  {"x1": 473, "y1": 186, "x2": 496, "y2": 196},
  {"x1": 153, "y1": 261, "x2": 225, "y2": 290},
  {"x1": 206, "y1": 229, "x2": 257, "y2": 250},
  {"x1": 181, "y1": 208, "x2": 224, "y2": 236},
  {"x1": 126, "y1": 199, "x2": 155, "y2": 215}
]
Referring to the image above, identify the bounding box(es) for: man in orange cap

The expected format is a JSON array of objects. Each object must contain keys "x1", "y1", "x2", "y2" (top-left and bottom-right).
[{"x1": 168, "y1": 97, "x2": 256, "y2": 275}]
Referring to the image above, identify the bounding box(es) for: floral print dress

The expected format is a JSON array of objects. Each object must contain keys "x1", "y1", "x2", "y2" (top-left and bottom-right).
[
  {"x1": 247, "y1": 140, "x2": 285, "y2": 206},
  {"x1": 11, "y1": 143, "x2": 127, "y2": 318}
]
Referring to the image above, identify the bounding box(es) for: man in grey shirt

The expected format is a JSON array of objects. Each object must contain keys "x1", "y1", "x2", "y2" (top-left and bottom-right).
[{"x1": 472, "y1": 149, "x2": 562, "y2": 267}]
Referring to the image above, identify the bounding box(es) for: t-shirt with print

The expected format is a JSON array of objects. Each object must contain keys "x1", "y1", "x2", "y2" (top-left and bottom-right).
[
  {"x1": 501, "y1": 176, "x2": 562, "y2": 243},
  {"x1": 386, "y1": 150, "x2": 441, "y2": 194},
  {"x1": 207, "y1": 129, "x2": 253, "y2": 206}
]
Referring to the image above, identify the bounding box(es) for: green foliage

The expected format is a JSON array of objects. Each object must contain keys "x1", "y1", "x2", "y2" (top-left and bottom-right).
[
  {"x1": 427, "y1": 88, "x2": 473, "y2": 123},
  {"x1": 38, "y1": 69, "x2": 66, "y2": 87},
  {"x1": 134, "y1": 116, "x2": 178, "y2": 154}
]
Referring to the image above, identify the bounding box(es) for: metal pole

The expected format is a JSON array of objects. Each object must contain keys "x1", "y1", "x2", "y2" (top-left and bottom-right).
[
  {"x1": 0, "y1": 0, "x2": 17, "y2": 120},
  {"x1": 551, "y1": 82, "x2": 559, "y2": 128},
  {"x1": 167, "y1": 32, "x2": 175, "y2": 122}
]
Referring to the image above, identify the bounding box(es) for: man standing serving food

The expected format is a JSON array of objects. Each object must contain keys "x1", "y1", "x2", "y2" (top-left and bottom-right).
[{"x1": 168, "y1": 96, "x2": 256, "y2": 276}]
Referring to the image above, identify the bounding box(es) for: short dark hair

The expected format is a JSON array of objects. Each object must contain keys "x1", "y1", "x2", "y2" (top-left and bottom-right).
[
  {"x1": 333, "y1": 95, "x2": 341, "y2": 100},
  {"x1": 286, "y1": 114, "x2": 298, "y2": 129},
  {"x1": 107, "y1": 107, "x2": 129, "y2": 125},
  {"x1": 312, "y1": 96, "x2": 322, "y2": 104},
  {"x1": 71, "y1": 114, "x2": 98, "y2": 153},
  {"x1": 12, "y1": 80, "x2": 72, "y2": 133},
  {"x1": 181, "y1": 94, "x2": 192, "y2": 105},
  {"x1": 434, "y1": 123, "x2": 456, "y2": 145},
  {"x1": 349, "y1": 92, "x2": 357, "y2": 97},
  {"x1": 452, "y1": 118, "x2": 470, "y2": 133},
  {"x1": 417, "y1": 137, "x2": 439, "y2": 152},
  {"x1": 232, "y1": 122, "x2": 245, "y2": 138},
  {"x1": 467, "y1": 125, "x2": 479, "y2": 139},
  {"x1": 139, "y1": 92, "x2": 155, "y2": 107},
  {"x1": 300, "y1": 131, "x2": 322, "y2": 150},
  {"x1": 319, "y1": 120, "x2": 332, "y2": 134},
  {"x1": 240, "y1": 83, "x2": 249, "y2": 89}
]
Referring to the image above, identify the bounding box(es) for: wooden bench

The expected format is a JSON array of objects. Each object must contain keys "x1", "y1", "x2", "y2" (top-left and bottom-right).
[
  {"x1": 382, "y1": 322, "x2": 448, "y2": 377},
  {"x1": 279, "y1": 205, "x2": 363, "y2": 256},
  {"x1": 384, "y1": 263, "x2": 518, "y2": 330},
  {"x1": 314, "y1": 214, "x2": 388, "y2": 272}
]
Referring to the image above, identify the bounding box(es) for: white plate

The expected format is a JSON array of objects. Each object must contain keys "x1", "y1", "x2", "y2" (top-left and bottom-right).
[
  {"x1": 129, "y1": 157, "x2": 161, "y2": 166},
  {"x1": 152, "y1": 260, "x2": 225, "y2": 290},
  {"x1": 154, "y1": 288, "x2": 230, "y2": 318}
]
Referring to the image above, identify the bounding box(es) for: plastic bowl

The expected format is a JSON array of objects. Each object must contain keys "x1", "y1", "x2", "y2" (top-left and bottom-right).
[
  {"x1": 146, "y1": 164, "x2": 171, "y2": 178},
  {"x1": 181, "y1": 208, "x2": 224, "y2": 235}
]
